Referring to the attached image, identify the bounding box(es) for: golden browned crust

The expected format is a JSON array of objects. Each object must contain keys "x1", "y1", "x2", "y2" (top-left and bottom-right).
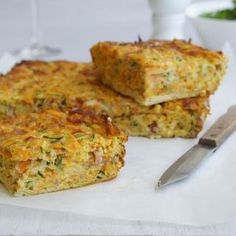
[
  {"x1": 98, "y1": 39, "x2": 225, "y2": 60},
  {"x1": 91, "y1": 39, "x2": 227, "y2": 105}
]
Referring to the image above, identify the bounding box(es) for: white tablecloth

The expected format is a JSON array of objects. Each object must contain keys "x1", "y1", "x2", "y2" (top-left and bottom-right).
[
  {"x1": 1, "y1": 204, "x2": 236, "y2": 236},
  {"x1": 0, "y1": 0, "x2": 235, "y2": 235}
]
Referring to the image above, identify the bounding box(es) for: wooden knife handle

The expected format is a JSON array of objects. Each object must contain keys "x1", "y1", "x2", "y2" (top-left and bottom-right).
[{"x1": 199, "y1": 105, "x2": 236, "y2": 148}]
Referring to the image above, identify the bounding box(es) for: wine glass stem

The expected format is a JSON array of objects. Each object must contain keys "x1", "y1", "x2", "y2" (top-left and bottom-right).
[{"x1": 30, "y1": 0, "x2": 41, "y2": 46}]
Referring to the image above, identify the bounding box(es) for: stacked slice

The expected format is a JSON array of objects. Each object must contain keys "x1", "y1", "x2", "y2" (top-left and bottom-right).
[{"x1": 91, "y1": 39, "x2": 227, "y2": 106}]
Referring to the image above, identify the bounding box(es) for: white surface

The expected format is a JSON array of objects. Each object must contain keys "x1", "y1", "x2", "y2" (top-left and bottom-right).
[
  {"x1": 0, "y1": 0, "x2": 236, "y2": 235},
  {"x1": 2, "y1": 204, "x2": 236, "y2": 236},
  {"x1": 186, "y1": 0, "x2": 236, "y2": 53}
]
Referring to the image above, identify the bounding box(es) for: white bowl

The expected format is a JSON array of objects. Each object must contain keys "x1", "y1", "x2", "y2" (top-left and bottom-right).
[{"x1": 185, "y1": 0, "x2": 236, "y2": 52}]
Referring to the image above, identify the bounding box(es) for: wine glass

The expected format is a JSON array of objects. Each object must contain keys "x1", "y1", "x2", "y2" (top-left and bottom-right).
[{"x1": 12, "y1": 0, "x2": 61, "y2": 59}]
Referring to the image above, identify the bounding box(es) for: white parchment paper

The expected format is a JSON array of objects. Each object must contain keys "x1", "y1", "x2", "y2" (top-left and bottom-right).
[{"x1": 0, "y1": 44, "x2": 235, "y2": 226}]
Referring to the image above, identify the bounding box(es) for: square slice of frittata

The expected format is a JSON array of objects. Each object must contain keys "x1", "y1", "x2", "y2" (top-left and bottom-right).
[
  {"x1": 91, "y1": 39, "x2": 227, "y2": 106},
  {"x1": 0, "y1": 109, "x2": 127, "y2": 196}
]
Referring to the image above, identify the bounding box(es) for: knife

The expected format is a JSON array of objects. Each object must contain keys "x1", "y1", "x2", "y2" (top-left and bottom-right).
[{"x1": 157, "y1": 104, "x2": 236, "y2": 189}]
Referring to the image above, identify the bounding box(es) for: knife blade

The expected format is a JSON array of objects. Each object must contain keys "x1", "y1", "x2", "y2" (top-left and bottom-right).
[{"x1": 157, "y1": 104, "x2": 236, "y2": 189}]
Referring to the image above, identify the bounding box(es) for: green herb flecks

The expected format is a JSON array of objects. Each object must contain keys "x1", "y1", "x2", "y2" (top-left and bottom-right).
[
  {"x1": 130, "y1": 61, "x2": 139, "y2": 68},
  {"x1": 60, "y1": 98, "x2": 67, "y2": 106},
  {"x1": 35, "y1": 97, "x2": 45, "y2": 109},
  {"x1": 58, "y1": 96, "x2": 67, "y2": 108},
  {"x1": 176, "y1": 56, "x2": 182, "y2": 62},
  {"x1": 54, "y1": 154, "x2": 64, "y2": 167},
  {"x1": 74, "y1": 133, "x2": 87, "y2": 140},
  {"x1": 25, "y1": 180, "x2": 34, "y2": 190},
  {"x1": 131, "y1": 121, "x2": 139, "y2": 127},
  {"x1": 42, "y1": 135, "x2": 64, "y2": 143},
  {"x1": 38, "y1": 171, "x2": 44, "y2": 178},
  {"x1": 96, "y1": 170, "x2": 105, "y2": 179},
  {"x1": 74, "y1": 133, "x2": 95, "y2": 141}
]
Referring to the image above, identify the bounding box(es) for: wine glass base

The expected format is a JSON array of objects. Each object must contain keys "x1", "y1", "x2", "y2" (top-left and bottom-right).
[{"x1": 11, "y1": 44, "x2": 61, "y2": 60}]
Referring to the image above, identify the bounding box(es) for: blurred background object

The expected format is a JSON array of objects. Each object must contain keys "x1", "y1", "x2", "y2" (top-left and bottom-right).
[
  {"x1": 149, "y1": 0, "x2": 192, "y2": 39},
  {"x1": 0, "y1": 0, "x2": 234, "y2": 64},
  {"x1": 11, "y1": 0, "x2": 61, "y2": 59},
  {"x1": 186, "y1": 0, "x2": 236, "y2": 54},
  {"x1": 0, "y1": 0, "x2": 151, "y2": 62}
]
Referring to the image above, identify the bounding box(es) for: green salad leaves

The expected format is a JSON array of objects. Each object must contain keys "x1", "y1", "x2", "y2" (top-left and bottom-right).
[{"x1": 201, "y1": 0, "x2": 236, "y2": 20}]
